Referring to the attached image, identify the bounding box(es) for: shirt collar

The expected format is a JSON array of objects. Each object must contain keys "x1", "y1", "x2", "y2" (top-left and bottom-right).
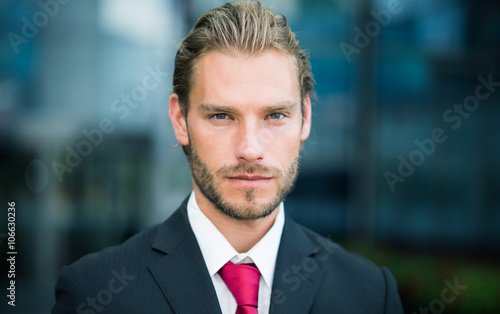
[{"x1": 187, "y1": 191, "x2": 285, "y2": 290}]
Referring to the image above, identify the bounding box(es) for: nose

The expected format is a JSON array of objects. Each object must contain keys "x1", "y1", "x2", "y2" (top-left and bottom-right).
[{"x1": 235, "y1": 119, "x2": 267, "y2": 164}]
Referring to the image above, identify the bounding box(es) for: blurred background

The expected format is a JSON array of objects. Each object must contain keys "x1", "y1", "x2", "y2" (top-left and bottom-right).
[{"x1": 0, "y1": 0, "x2": 499, "y2": 313}]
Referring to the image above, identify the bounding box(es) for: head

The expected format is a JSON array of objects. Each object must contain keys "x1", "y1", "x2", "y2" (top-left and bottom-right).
[{"x1": 169, "y1": 0, "x2": 314, "y2": 221}]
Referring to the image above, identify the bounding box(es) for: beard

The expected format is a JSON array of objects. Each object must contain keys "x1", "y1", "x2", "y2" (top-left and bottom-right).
[{"x1": 185, "y1": 140, "x2": 301, "y2": 221}]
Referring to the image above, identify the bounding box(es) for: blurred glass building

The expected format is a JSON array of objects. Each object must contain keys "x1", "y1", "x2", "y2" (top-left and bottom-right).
[{"x1": 0, "y1": 0, "x2": 499, "y2": 313}]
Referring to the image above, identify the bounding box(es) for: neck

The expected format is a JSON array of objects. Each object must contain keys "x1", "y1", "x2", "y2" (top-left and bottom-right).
[{"x1": 193, "y1": 187, "x2": 278, "y2": 253}]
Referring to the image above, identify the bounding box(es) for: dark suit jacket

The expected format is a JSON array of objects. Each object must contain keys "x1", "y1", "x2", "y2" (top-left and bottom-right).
[{"x1": 52, "y1": 197, "x2": 404, "y2": 313}]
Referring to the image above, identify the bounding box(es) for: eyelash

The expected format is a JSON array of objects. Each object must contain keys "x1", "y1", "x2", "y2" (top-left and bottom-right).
[
  {"x1": 209, "y1": 113, "x2": 286, "y2": 120},
  {"x1": 268, "y1": 113, "x2": 284, "y2": 120},
  {"x1": 212, "y1": 113, "x2": 230, "y2": 120}
]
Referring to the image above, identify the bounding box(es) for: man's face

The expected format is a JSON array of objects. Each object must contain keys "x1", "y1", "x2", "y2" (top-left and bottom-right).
[{"x1": 170, "y1": 50, "x2": 311, "y2": 221}]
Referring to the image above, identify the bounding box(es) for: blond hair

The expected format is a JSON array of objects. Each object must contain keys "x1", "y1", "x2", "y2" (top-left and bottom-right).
[{"x1": 173, "y1": 0, "x2": 314, "y2": 116}]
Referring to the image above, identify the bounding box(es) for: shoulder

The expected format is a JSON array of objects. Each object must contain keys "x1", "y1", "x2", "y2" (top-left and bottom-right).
[
  {"x1": 68, "y1": 223, "x2": 162, "y2": 277},
  {"x1": 52, "y1": 202, "x2": 192, "y2": 313},
  {"x1": 66, "y1": 199, "x2": 191, "y2": 277},
  {"x1": 289, "y1": 223, "x2": 403, "y2": 313},
  {"x1": 287, "y1": 220, "x2": 383, "y2": 278},
  {"x1": 52, "y1": 216, "x2": 182, "y2": 314}
]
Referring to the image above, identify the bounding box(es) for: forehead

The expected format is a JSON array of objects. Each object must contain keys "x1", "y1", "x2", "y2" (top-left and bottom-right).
[{"x1": 190, "y1": 50, "x2": 300, "y2": 108}]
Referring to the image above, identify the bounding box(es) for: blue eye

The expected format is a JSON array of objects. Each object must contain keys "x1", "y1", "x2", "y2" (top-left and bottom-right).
[
  {"x1": 214, "y1": 113, "x2": 228, "y2": 119},
  {"x1": 269, "y1": 113, "x2": 283, "y2": 119}
]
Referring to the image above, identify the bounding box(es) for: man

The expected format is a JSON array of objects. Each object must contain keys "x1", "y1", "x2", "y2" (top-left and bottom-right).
[{"x1": 53, "y1": 1, "x2": 404, "y2": 313}]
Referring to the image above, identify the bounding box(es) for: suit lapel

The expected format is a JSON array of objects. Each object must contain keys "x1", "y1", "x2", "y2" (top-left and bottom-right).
[
  {"x1": 146, "y1": 198, "x2": 326, "y2": 313},
  {"x1": 270, "y1": 215, "x2": 326, "y2": 314},
  {"x1": 148, "y1": 200, "x2": 222, "y2": 314}
]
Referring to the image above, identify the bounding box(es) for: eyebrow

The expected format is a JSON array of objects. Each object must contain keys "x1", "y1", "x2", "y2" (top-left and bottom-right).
[
  {"x1": 197, "y1": 102, "x2": 238, "y2": 114},
  {"x1": 197, "y1": 101, "x2": 299, "y2": 114}
]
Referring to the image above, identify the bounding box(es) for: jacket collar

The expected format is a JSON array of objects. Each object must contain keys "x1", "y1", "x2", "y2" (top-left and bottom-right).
[
  {"x1": 148, "y1": 197, "x2": 222, "y2": 313},
  {"x1": 269, "y1": 213, "x2": 326, "y2": 314}
]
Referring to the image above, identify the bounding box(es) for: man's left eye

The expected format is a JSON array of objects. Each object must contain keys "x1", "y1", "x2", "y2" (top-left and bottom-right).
[
  {"x1": 269, "y1": 113, "x2": 284, "y2": 119},
  {"x1": 213, "y1": 113, "x2": 228, "y2": 119}
]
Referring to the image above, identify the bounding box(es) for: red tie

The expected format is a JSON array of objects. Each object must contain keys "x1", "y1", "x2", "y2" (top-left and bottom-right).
[{"x1": 218, "y1": 261, "x2": 260, "y2": 314}]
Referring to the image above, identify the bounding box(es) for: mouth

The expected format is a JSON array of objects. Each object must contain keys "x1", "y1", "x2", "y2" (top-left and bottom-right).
[{"x1": 225, "y1": 174, "x2": 274, "y2": 189}]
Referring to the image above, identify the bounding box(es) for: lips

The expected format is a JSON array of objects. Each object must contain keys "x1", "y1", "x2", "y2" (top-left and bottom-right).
[
  {"x1": 225, "y1": 174, "x2": 273, "y2": 188},
  {"x1": 230, "y1": 174, "x2": 272, "y2": 180}
]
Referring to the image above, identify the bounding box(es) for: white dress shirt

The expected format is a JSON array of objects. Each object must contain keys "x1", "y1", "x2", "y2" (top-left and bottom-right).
[{"x1": 187, "y1": 191, "x2": 285, "y2": 314}]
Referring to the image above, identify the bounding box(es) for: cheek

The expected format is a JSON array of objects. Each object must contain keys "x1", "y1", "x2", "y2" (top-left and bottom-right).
[
  {"x1": 265, "y1": 128, "x2": 302, "y2": 164},
  {"x1": 188, "y1": 121, "x2": 232, "y2": 164}
]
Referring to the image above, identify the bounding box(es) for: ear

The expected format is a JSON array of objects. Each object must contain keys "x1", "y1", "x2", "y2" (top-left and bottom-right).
[
  {"x1": 169, "y1": 93, "x2": 190, "y2": 146},
  {"x1": 300, "y1": 94, "x2": 312, "y2": 141}
]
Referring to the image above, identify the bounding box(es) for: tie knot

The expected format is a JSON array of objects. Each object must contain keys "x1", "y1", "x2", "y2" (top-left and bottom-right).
[{"x1": 219, "y1": 261, "x2": 260, "y2": 311}]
